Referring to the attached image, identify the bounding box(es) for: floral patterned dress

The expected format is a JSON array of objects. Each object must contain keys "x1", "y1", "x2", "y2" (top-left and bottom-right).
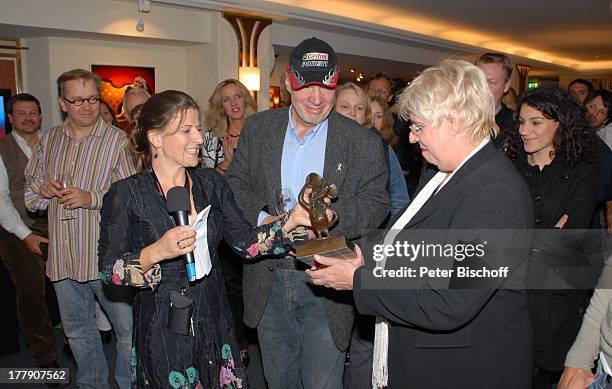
[{"x1": 99, "y1": 168, "x2": 293, "y2": 388}]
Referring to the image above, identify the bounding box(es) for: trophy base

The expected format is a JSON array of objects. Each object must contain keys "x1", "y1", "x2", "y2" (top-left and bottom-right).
[{"x1": 295, "y1": 236, "x2": 356, "y2": 266}]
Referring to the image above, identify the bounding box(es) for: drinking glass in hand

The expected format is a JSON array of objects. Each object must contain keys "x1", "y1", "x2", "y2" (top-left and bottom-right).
[
  {"x1": 58, "y1": 173, "x2": 76, "y2": 220},
  {"x1": 273, "y1": 188, "x2": 296, "y2": 216}
]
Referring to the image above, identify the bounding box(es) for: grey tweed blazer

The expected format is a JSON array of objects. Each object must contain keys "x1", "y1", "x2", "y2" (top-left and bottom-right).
[{"x1": 226, "y1": 108, "x2": 389, "y2": 351}]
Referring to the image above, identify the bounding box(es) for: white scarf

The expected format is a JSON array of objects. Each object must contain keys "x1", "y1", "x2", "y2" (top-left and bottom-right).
[
  {"x1": 372, "y1": 171, "x2": 448, "y2": 388},
  {"x1": 372, "y1": 138, "x2": 489, "y2": 388}
]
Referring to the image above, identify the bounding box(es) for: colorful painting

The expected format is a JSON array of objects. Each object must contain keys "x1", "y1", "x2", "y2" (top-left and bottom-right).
[
  {"x1": 91, "y1": 65, "x2": 155, "y2": 123},
  {"x1": 0, "y1": 95, "x2": 7, "y2": 137},
  {"x1": 0, "y1": 89, "x2": 12, "y2": 137}
]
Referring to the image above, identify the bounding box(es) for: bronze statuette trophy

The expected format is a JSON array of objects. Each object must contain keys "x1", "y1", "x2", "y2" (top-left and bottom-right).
[{"x1": 295, "y1": 173, "x2": 356, "y2": 266}]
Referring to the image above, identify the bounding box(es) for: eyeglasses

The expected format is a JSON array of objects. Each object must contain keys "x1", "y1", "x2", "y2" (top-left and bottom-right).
[
  {"x1": 62, "y1": 96, "x2": 100, "y2": 106},
  {"x1": 409, "y1": 121, "x2": 428, "y2": 134}
]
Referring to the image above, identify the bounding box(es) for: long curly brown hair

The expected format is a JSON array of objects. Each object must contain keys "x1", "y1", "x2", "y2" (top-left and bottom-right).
[{"x1": 503, "y1": 85, "x2": 598, "y2": 166}]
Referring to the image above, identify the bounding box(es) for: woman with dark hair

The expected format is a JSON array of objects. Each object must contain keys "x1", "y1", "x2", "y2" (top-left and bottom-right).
[
  {"x1": 98, "y1": 90, "x2": 310, "y2": 388},
  {"x1": 100, "y1": 99, "x2": 118, "y2": 127},
  {"x1": 505, "y1": 85, "x2": 600, "y2": 388}
]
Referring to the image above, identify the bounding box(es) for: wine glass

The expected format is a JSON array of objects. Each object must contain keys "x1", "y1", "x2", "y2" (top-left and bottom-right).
[
  {"x1": 58, "y1": 173, "x2": 76, "y2": 220},
  {"x1": 273, "y1": 188, "x2": 296, "y2": 216}
]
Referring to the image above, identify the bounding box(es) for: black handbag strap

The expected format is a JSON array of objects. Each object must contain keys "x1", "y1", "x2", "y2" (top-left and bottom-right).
[{"x1": 177, "y1": 263, "x2": 191, "y2": 292}]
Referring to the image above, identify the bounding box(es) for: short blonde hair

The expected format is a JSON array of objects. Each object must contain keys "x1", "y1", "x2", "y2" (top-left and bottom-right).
[
  {"x1": 205, "y1": 79, "x2": 257, "y2": 138},
  {"x1": 398, "y1": 59, "x2": 497, "y2": 142},
  {"x1": 335, "y1": 82, "x2": 372, "y2": 128}
]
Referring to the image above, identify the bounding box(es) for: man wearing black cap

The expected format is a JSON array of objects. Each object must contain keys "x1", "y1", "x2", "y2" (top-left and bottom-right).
[{"x1": 226, "y1": 37, "x2": 389, "y2": 388}]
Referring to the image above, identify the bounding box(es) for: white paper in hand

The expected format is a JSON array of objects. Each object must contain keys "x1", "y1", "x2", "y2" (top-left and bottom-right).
[{"x1": 191, "y1": 205, "x2": 212, "y2": 280}]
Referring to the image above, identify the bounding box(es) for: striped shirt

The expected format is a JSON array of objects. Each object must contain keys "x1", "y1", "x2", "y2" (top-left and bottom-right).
[{"x1": 24, "y1": 117, "x2": 136, "y2": 282}]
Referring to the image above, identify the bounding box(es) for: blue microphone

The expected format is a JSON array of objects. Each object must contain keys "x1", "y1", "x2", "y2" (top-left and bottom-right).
[{"x1": 167, "y1": 186, "x2": 196, "y2": 282}]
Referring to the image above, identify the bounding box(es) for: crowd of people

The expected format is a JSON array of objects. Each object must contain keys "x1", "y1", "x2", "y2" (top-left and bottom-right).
[{"x1": 0, "y1": 35, "x2": 611, "y2": 389}]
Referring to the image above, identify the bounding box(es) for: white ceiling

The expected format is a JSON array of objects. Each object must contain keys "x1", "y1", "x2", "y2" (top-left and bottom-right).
[
  {"x1": 164, "y1": 0, "x2": 612, "y2": 72},
  {"x1": 356, "y1": 0, "x2": 612, "y2": 64},
  {"x1": 274, "y1": 45, "x2": 429, "y2": 84}
]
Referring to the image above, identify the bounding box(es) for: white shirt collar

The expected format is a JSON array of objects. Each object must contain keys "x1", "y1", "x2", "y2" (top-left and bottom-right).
[{"x1": 11, "y1": 130, "x2": 40, "y2": 158}]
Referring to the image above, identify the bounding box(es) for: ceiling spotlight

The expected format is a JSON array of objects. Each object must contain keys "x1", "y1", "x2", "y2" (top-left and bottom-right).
[
  {"x1": 350, "y1": 69, "x2": 355, "y2": 73},
  {"x1": 136, "y1": 17, "x2": 144, "y2": 32},
  {"x1": 136, "y1": 0, "x2": 150, "y2": 32}
]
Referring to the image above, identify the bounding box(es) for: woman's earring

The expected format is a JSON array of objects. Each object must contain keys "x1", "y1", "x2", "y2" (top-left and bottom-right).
[{"x1": 153, "y1": 152, "x2": 158, "y2": 159}]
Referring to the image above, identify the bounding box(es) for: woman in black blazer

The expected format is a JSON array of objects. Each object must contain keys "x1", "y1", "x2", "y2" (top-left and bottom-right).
[
  {"x1": 505, "y1": 86, "x2": 600, "y2": 388},
  {"x1": 307, "y1": 59, "x2": 535, "y2": 388}
]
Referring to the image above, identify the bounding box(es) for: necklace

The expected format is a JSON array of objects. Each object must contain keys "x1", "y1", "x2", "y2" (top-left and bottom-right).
[{"x1": 227, "y1": 129, "x2": 241, "y2": 138}]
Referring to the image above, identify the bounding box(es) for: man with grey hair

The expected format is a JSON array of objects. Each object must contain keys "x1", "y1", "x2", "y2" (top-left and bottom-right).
[
  {"x1": 122, "y1": 86, "x2": 150, "y2": 124},
  {"x1": 226, "y1": 37, "x2": 389, "y2": 388},
  {"x1": 475, "y1": 52, "x2": 515, "y2": 141}
]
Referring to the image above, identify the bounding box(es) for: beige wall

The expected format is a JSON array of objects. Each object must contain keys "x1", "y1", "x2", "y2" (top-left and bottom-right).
[
  {"x1": 257, "y1": 26, "x2": 273, "y2": 111},
  {"x1": 185, "y1": 14, "x2": 240, "y2": 113},
  {"x1": 6, "y1": 0, "x2": 232, "y2": 127},
  {"x1": 23, "y1": 36, "x2": 189, "y2": 127},
  {"x1": 0, "y1": 0, "x2": 212, "y2": 43},
  {"x1": 269, "y1": 23, "x2": 452, "y2": 67},
  {"x1": 21, "y1": 38, "x2": 53, "y2": 128},
  {"x1": 559, "y1": 74, "x2": 612, "y2": 90},
  {"x1": 270, "y1": 51, "x2": 288, "y2": 88}
]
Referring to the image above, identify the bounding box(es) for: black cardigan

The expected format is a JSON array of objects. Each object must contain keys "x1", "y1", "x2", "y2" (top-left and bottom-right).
[{"x1": 514, "y1": 154, "x2": 599, "y2": 372}]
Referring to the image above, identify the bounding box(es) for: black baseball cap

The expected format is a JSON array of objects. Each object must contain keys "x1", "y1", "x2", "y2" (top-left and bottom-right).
[{"x1": 287, "y1": 37, "x2": 339, "y2": 90}]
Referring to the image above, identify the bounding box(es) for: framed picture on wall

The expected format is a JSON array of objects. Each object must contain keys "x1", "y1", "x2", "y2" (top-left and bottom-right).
[
  {"x1": 91, "y1": 65, "x2": 155, "y2": 129},
  {"x1": 0, "y1": 89, "x2": 12, "y2": 137},
  {"x1": 0, "y1": 38, "x2": 25, "y2": 137}
]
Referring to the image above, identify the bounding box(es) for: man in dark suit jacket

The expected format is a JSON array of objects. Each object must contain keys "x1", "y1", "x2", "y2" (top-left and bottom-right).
[
  {"x1": 308, "y1": 59, "x2": 534, "y2": 388},
  {"x1": 476, "y1": 52, "x2": 516, "y2": 148},
  {"x1": 226, "y1": 37, "x2": 389, "y2": 388}
]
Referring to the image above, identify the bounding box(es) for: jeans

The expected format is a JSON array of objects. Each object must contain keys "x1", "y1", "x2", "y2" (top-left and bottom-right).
[
  {"x1": 53, "y1": 279, "x2": 132, "y2": 389},
  {"x1": 257, "y1": 269, "x2": 345, "y2": 389}
]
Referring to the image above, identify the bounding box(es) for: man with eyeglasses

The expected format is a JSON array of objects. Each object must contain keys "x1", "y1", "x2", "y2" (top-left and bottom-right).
[
  {"x1": 24, "y1": 69, "x2": 136, "y2": 389},
  {"x1": 366, "y1": 72, "x2": 394, "y2": 104}
]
